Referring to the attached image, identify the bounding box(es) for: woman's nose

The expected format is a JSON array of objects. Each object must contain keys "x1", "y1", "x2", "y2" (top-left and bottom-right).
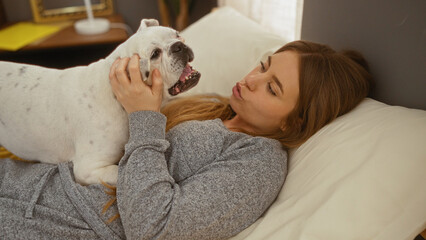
[{"x1": 244, "y1": 75, "x2": 259, "y2": 91}]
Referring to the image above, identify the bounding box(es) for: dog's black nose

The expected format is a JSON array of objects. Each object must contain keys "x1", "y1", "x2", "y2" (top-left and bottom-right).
[
  {"x1": 170, "y1": 41, "x2": 194, "y2": 62},
  {"x1": 171, "y1": 41, "x2": 186, "y2": 53}
]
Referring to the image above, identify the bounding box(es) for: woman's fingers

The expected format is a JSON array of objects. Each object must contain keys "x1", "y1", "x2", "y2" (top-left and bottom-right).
[
  {"x1": 116, "y1": 57, "x2": 131, "y2": 85},
  {"x1": 109, "y1": 58, "x2": 120, "y2": 82},
  {"x1": 109, "y1": 58, "x2": 123, "y2": 97},
  {"x1": 151, "y1": 69, "x2": 164, "y2": 97},
  {"x1": 128, "y1": 55, "x2": 145, "y2": 87}
]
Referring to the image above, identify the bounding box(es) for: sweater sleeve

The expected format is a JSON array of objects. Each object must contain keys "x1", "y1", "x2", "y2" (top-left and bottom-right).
[{"x1": 117, "y1": 111, "x2": 287, "y2": 240}]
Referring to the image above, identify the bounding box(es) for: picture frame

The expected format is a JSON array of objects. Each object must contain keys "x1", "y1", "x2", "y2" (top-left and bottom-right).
[
  {"x1": 29, "y1": 0, "x2": 114, "y2": 23},
  {"x1": 0, "y1": 0, "x2": 6, "y2": 27}
]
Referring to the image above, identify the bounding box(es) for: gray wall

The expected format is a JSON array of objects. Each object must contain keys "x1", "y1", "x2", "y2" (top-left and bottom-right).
[
  {"x1": 2, "y1": 0, "x2": 216, "y2": 32},
  {"x1": 301, "y1": 0, "x2": 426, "y2": 109}
]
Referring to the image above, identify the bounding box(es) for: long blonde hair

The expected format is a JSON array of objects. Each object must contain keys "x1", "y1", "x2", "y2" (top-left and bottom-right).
[
  {"x1": 162, "y1": 40, "x2": 372, "y2": 148},
  {"x1": 161, "y1": 94, "x2": 234, "y2": 131}
]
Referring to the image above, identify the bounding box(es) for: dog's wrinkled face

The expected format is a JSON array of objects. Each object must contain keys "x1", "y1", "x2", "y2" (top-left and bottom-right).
[{"x1": 126, "y1": 19, "x2": 200, "y2": 98}]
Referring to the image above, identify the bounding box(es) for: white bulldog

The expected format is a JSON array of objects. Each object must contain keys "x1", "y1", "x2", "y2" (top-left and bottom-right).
[{"x1": 0, "y1": 19, "x2": 200, "y2": 185}]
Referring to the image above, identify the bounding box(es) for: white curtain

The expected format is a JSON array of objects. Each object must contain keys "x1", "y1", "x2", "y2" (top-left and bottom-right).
[{"x1": 217, "y1": 0, "x2": 304, "y2": 41}]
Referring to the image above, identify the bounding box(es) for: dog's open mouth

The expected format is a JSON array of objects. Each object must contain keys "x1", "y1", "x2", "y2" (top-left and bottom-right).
[{"x1": 168, "y1": 64, "x2": 201, "y2": 96}]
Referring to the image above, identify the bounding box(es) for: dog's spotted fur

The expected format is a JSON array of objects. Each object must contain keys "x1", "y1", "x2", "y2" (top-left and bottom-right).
[{"x1": 0, "y1": 19, "x2": 198, "y2": 185}]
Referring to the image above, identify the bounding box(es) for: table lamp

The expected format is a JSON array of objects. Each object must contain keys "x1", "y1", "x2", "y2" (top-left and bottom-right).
[{"x1": 74, "y1": 0, "x2": 110, "y2": 35}]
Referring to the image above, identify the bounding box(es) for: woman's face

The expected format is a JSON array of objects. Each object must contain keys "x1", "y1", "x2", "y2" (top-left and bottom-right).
[{"x1": 227, "y1": 50, "x2": 300, "y2": 135}]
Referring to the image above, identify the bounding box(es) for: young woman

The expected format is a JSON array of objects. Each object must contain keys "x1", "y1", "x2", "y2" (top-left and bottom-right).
[{"x1": 0, "y1": 40, "x2": 371, "y2": 239}]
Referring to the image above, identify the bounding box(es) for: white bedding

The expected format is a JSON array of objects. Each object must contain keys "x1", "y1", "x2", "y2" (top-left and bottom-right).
[{"x1": 181, "y1": 7, "x2": 426, "y2": 240}]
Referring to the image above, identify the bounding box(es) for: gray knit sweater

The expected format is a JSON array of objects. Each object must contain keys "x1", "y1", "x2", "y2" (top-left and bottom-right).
[{"x1": 0, "y1": 111, "x2": 287, "y2": 240}]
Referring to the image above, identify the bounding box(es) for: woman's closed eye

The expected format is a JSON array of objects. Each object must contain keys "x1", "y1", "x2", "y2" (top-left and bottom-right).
[
  {"x1": 267, "y1": 82, "x2": 276, "y2": 96},
  {"x1": 260, "y1": 61, "x2": 276, "y2": 96}
]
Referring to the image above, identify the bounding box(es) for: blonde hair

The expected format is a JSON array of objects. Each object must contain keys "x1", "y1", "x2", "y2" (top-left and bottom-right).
[
  {"x1": 162, "y1": 40, "x2": 372, "y2": 148},
  {"x1": 273, "y1": 41, "x2": 372, "y2": 147},
  {"x1": 161, "y1": 94, "x2": 235, "y2": 131}
]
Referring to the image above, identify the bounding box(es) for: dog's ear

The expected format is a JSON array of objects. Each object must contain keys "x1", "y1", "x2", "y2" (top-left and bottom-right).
[
  {"x1": 139, "y1": 58, "x2": 152, "y2": 85},
  {"x1": 138, "y1": 19, "x2": 160, "y2": 32}
]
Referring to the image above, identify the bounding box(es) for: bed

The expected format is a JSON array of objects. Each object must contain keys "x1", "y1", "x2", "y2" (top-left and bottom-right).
[
  {"x1": 0, "y1": 4, "x2": 425, "y2": 240},
  {"x1": 178, "y1": 6, "x2": 426, "y2": 240}
]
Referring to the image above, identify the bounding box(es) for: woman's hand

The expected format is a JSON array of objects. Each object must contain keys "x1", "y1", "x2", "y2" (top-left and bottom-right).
[{"x1": 109, "y1": 55, "x2": 163, "y2": 113}]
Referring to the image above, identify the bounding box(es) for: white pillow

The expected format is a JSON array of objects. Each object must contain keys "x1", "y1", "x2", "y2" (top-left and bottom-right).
[
  {"x1": 180, "y1": 7, "x2": 426, "y2": 240},
  {"x1": 180, "y1": 7, "x2": 288, "y2": 97},
  {"x1": 229, "y1": 98, "x2": 426, "y2": 240}
]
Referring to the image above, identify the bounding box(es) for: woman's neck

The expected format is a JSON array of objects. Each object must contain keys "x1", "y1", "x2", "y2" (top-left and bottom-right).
[{"x1": 223, "y1": 115, "x2": 254, "y2": 133}]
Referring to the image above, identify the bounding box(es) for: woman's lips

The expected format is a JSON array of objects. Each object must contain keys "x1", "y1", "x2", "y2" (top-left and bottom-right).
[{"x1": 232, "y1": 82, "x2": 243, "y2": 99}]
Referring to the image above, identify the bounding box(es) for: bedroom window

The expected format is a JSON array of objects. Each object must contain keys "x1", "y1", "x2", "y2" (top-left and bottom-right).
[{"x1": 218, "y1": 0, "x2": 304, "y2": 40}]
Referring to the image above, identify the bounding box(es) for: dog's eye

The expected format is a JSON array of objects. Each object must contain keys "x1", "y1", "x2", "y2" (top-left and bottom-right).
[{"x1": 151, "y1": 49, "x2": 161, "y2": 60}]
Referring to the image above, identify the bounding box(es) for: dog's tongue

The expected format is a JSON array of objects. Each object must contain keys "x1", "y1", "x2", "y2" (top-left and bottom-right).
[
  {"x1": 179, "y1": 64, "x2": 193, "y2": 82},
  {"x1": 169, "y1": 63, "x2": 200, "y2": 95}
]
